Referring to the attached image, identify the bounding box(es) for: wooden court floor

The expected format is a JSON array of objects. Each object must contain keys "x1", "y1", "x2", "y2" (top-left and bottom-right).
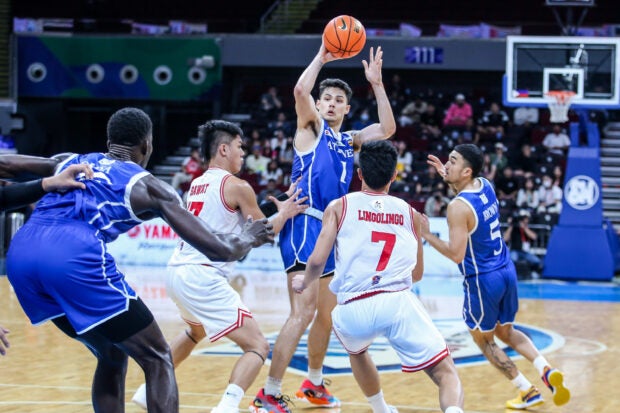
[{"x1": 1, "y1": 270, "x2": 619, "y2": 413}]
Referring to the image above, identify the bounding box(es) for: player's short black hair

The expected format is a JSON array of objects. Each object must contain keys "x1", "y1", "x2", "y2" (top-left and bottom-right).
[
  {"x1": 319, "y1": 78, "x2": 353, "y2": 103},
  {"x1": 107, "y1": 107, "x2": 152, "y2": 146},
  {"x1": 198, "y1": 120, "x2": 244, "y2": 163},
  {"x1": 359, "y1": 140, "x2": 398, "y2": 190},
  {"x1": 454, "y1": 143, "x2": 483, "y2": 177}
]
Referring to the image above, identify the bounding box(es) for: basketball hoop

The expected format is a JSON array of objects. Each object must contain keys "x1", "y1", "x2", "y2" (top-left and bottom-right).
[{"x1": 545, "y1": 90, "x2": 576, "y2": 123}]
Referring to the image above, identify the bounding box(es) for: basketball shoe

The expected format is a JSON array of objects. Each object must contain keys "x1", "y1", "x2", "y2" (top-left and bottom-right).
[
  {"x1": 131, "y1": 383, "x2": 147, "y2": 410},
  {"x1": 505, "y1": 386, "x2": 544, "y2": 410},
  {"x1": 542, "y1": 366, "x2": 571, "y2": 406},
  {"x1": 249, "y1": 388, "x2": 292, "y2": 413},
  {"x1": 295, "y1": 378, "x2": 341, "y2": 407}
]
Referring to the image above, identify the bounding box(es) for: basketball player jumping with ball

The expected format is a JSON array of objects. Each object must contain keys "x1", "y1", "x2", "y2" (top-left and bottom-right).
[{"x1": 250, "y1": 33, "x2": 396, "y2": 413}]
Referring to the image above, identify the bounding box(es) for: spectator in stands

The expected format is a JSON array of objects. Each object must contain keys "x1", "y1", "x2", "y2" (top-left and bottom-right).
[
  {"x1": 420, "y1": 165, "x2": 444, "y2": 193},
  {"x1": 398, "y1": 93, "x2": 427, "y2": 126},
  {"x1": 258, "y1": 86, "x2": 283, "y2": 119},
  {"x1": 513, "y1": 106, "x2": 539, "y2": 126},
  {"x1": 481, "y1": 152, "x2": 497, "y2": 182},
  {"x1": 552, "y1": 165, "x2": 565, "y2": 188},
  {"x1": 268, "y1": 111, "x2": 294, "y2": 137},
  {"x1": 515, "y1": 177, "x2": 540, "y2": 215},
  {"x1": 456, "y1": 118, "x2": 479, "y2": 145},
  {"x1": 443, "y1": 93, "x2": 473, "y2": 136},
  {"x1": 503, "y1": 210, "x2": 542, "y2": 279},
  {"x1": 257, "y1": 178, "x2": 284, "y2": 205},
  {"x1": 245, "y1": 144, "x2": 270, "y2": 176},
  {"x1": 490, "y1": 142, "x2": 509, "y2": 173},
  {"x1": 171, "y1": 147, "x2": 205, "y2": 196},
  {"x1": 510, "y1": 143, "x2": 537, "y2": 178},
  {"x1": 542, "y1": 124, "x2": 571, "y2": 157},
  {"x1": 395, "y1": 140, "x2": 413, "y2": 179},
  {"x1": 351, "y1": 107, "x2": 374, "y2": 130},
  {"x1": 260, "y1": 159, "x2": 284, "y2": 186},
  {"x1": 537, "y1": 174, "x2": 563, "y2": 214},
  {"x1": 270, "y1": 129, "x2": 287, "y2": 158},
  {"x1": 278, "y1": 140, "x2": 294, "y2": 172},
  {"x1": 495, "y1": 166, "x2": 519, "y2": 206},
  {"x1": 424, "y1": 183, "x2": 450, "y2": 217},
  {"x1": 419, "y1": 103, "x2": 443, "y2": 139},
  {"x1": 477, "y1": 102, "x2": 509, "y2": 142},
  {"x1": 386, "y1": 73, "x2": 409, "y2": 112}
]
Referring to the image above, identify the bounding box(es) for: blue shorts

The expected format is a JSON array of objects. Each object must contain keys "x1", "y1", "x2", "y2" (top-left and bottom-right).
[
  {"x1": 279, "y1": 213, "x2": 335, "y2": 275},
  {"x1": 6, "y1": 217, "x2": 137, "y2": 335},
  {"x1": 462, "y1": 262, "x2": 518, "y2": 331}
]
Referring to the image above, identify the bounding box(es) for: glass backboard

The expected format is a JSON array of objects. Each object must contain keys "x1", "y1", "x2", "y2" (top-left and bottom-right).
[{"x1": 504, "y1": 35, "x2": 620, "y2": 108}]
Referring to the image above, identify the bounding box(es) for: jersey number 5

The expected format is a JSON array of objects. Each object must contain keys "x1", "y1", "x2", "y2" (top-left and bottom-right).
[{"x1": 371, "y1": 231, "x2": 396, "y2": 271}]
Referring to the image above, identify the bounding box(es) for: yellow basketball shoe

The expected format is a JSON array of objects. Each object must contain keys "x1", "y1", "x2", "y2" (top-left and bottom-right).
[
  {"x1": 506, "y1": 386, "x2": 544, "y2": 410},
  {"x1": 542, "y1": 366, "x2": 571, "y2": 406}
]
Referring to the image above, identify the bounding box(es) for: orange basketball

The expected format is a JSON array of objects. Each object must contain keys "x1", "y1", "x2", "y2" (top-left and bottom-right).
[{"x1": 322, "y1": 15, "x2": 366, "y2": 59}]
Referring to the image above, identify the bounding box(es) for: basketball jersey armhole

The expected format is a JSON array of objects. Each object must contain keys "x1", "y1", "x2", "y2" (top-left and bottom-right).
[{"x1": 294, "y1": 119, "x2": 326, "y2": 157}]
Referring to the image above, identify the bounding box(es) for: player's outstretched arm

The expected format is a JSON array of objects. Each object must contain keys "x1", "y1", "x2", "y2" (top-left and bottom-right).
[
  {"x1": 354, "y1": 47, "x2": 396, "y2": 148},
  {"x1": 420, "y1": 201, "x2": 470, "y2": 264},
  {"x1": 42, "y1": 163, "x2": 94, "y2": 192},
  {"x1": 0, "y1": 154, "x2": 59, "y2": 180},
  {"x1": 130, "y1": 175, "x2": 274, "y2": 262},
  {"x1": 227, "y1": 177, "x2": 307, "y2": 235},
  {"x1": 411, "y1": 210, "x2": 424, "y2": 282},
  {"x1": 292, "y1": 199, "x2": 341, "y2": 293}
]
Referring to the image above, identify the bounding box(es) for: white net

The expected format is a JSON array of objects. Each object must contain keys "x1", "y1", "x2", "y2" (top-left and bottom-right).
[{"x1": 545, "y1": 91, "x2": 576, "y2": 123}]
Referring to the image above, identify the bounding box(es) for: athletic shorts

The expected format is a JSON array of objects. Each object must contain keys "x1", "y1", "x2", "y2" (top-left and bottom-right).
[
  {"x1": 166, "y1": 264, "x2": 252, "y2": 342},
  {"x1": 462, "y1": 261, "x2": 519, "y2": 331},
  {"x1": 6, "y1": 217, "x2": 137, "y2": 335},
  {"x1": 279, "y1": 214, "x2": 335, "y2": 275},
  {"x1": 331, "y1": 289, "x2": 450, "y2": 372}
]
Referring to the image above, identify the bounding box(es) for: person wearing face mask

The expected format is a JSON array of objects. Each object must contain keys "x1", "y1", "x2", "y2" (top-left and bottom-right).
[
  {"x1": 536, "y1": 175, "x2": 563, "y2": 214},
  {"x1": 352, "y1": 107, "x2": 374, "y2": 130}
]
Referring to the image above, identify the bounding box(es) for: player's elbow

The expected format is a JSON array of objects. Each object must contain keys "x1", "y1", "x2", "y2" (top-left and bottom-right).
[
  {"x1": 383, "y1": 123, "x2": 396, "y2": 139},
  {"x1": 412, "y1": 265, "x2": 423, "y2": 282},
  {"x1": 293, "y1": 84, "x2": 308, "y2": 100}
]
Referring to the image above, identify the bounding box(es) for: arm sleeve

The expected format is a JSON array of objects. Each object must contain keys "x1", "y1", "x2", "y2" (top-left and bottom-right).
[
  {"x1": 0, "y1": 179, "x2": 46, "y2": 211},
  {"x1": 258, "y1": 192, "x2": 289, "y2": 218}
]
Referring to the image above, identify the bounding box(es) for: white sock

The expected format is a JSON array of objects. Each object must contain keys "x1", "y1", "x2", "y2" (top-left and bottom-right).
[
  {"x1": 217, "y1": 383, "x2": 244, "y2": 409},
  {"x1": 445, "y1": 406, "x2": 464, "y2": 413},
  {"x1": 308, "y1": 368, "x2": 323, "y2": 386},
  {"x1": 511, "y1": 372, "x2": 533, "y2": 391},
  {"x1": 264, "y1": 376, "x2": 282, "y2": 396},
  {"x1": 533, "y1": 355, "x2": 550, "y2": 376},
  {"x1": 367, "y1": 390, "x2": 391, "y2": 413}
]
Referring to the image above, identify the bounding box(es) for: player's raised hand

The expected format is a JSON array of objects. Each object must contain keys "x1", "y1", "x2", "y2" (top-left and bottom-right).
[
  {"x1": 291, "y1": 273, "x2": 307, "y2": 294},
  {"x1": 242, "y1": 216, "x2": 275, "y2": 247},
  {"x1": 42, "y1": 163, "x2": 94, "y2": 192},
  {"x1": 268, "y1": 188, "x2": 308, "y2": 221},
  {"x1": 427, "y1": 154, "x2": 447, "y2": 179},
  {"x1": 319, "y1": 43, "x2": 342, "y2": 64},
  {"x1": 362, "y1": 46, "x2": 383, "y2": 86}
]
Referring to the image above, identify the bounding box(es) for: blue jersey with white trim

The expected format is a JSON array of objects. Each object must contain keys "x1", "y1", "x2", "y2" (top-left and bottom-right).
[
  {"x1": 32, "y1": 153, "x2": 149, "y2": 242},
  {"x1": 454, "y1": 177, "x2": 510, "y2": 276},
  {"x1": 291, "y1": 119, "x2": 355, "y2": 212}
]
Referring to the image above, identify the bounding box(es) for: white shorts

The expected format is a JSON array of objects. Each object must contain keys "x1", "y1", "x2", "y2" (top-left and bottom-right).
[
  {"x1": 331, "y1": 289, "x2": 449, "y2": 372},
  {"x1": 166, "y1": 264, "x2": 252, "y2": 342}
]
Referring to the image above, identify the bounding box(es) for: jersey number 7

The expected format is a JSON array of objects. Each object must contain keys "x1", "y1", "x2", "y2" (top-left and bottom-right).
[{"x1": 371, "y1": 231, "x2": 396, "y2": 271}]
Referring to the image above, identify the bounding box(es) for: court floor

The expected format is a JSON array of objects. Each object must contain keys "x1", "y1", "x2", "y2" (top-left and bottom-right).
[{"x1": 1, "y1": 267, "x2": 619, "y2": 413}]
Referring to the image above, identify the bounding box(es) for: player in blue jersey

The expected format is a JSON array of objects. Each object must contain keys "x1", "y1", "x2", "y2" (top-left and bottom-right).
[
  {"x1": 420, "y1": 144, "x2": 570, "y2": 410},
  {"x1": 4, "y1": 108, "x2": 274, "y2": 413},
  {"x1": 251, "y1": 43, "x2": 396, "y2": 413},
  {"x1": 0, "y1": 161, "x2": 94, "y2": 356}
]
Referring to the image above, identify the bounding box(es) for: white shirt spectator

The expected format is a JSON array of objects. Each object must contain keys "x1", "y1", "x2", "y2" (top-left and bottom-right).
[
  {"x1": 513, "y1": 107, "x2": 539, "y2": 125},
  {"x1": 542, "y1": 125, "x2": 571, "y2": 156}
]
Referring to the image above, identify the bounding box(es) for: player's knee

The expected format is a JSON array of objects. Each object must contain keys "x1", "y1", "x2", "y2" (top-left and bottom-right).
[{"x1": 187, "y1": 324, "x2": 207, "y2": 342}]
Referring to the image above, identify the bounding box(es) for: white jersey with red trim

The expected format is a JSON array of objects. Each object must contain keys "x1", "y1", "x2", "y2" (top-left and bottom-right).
[
  {"x1": 330, "y1": 191, "x2": 420, "y2": 304},
  {"x1": 168, "y1": 167, "x2": 244, "y2": 274}
]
